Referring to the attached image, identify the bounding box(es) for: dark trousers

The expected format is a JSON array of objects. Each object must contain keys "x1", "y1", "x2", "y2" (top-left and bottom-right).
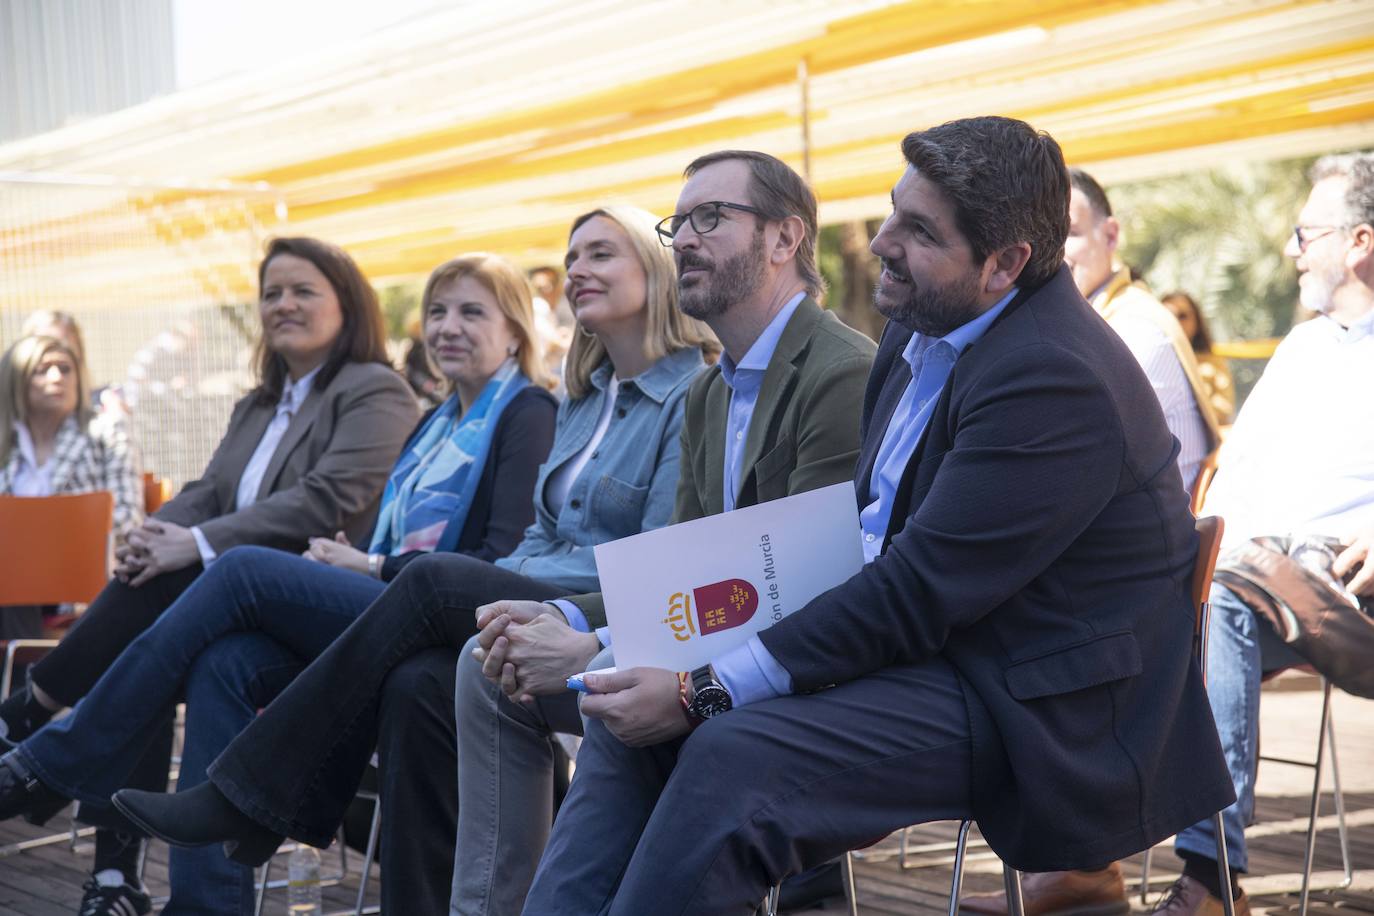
[
  {"x1": 29, "y1": 566, "x2": 202, "y2": 828},
  {"x1": 523, "y1": 657, "x2": 975, "y2": 916},
  {"x1": 377, "y1": 648, "x2": 462, "y2": 914},
  {"x1": 32, "y1": 565, "x2": 204, "y2": 705},
  {"x1": 207, "y1": 552, "x2": 566, "y2": 849}
]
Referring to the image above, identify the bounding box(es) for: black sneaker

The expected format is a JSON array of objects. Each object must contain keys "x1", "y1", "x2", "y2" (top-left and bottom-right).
[{"x1": 78, "y1": 877, "x2": 151, "y2": 916}]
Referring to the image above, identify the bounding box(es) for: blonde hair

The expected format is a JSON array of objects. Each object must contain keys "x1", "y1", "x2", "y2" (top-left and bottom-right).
[
  {"x1": 420, "y1": 252, "x2": 555, "y2": 391},
  {"x1": 563, "y1": 205, "x2": 718, "y2": 399},
  {"x1": 0, "y1": 335, "x2": 90, "y2": 467},
  {"x1": 21, "y1": 310, "x2": 88, "y2": 368}
]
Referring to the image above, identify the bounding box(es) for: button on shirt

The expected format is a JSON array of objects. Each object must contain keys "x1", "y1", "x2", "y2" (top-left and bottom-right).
[
  {"x1": 191, "y1": 367, "x2": 320, "y2": 565},
  {"x1": 715, "y1": 288, "x2": 1017, "y2": 706},
  {"x1": 1203, "y1": 310, "x2": 1374, "y2": 549},
  {"x1": 719, "y1": 292, "x2": 805, "y2": 511}
]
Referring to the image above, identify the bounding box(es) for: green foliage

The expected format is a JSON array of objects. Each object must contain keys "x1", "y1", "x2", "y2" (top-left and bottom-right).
[
  {"x1": 1112, "y1": 156, "x2": 1314, "y2": 342},
  {"x1": 378, "y1": 282, "x2": 422, "y2": 340}
]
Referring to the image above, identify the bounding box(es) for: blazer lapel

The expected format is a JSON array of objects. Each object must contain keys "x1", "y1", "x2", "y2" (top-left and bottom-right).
[
  {"x1": 45, "y1": 419, "x2": 81, "y2": 494},
  {"x1": 702, "y1": 376, "x2": 730, "y2": 514},
  {"x1": 218, "y1": 400, "x2": 274, "y2": 507},
  {"x1": 737, "y1": 297, "x2": 818, "y2": 495},
  {"x1": 856, "y1": 328, "x2": 913, "y2": 502},
  {"x1": 255, "y1": 385, "x2": 323, "y2": 501},
  {"x1": 0, "y1": 450, "x2": 19, "y2": 493},
  {"x1": 880, "y1": 281, "x2": 1039, "y2": 539}
]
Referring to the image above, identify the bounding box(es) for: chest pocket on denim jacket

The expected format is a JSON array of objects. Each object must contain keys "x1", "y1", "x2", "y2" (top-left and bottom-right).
[
  {"x1": 752, "y1": 436, "x2": 795, "y2": 503},
  {"x1": 591, "y1": 473, "x2": 650, "y2": 538}
]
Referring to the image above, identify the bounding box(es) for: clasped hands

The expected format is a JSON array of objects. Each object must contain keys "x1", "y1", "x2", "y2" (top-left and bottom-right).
[
  {"x1": 115, "y1": 519, "x2": 200, "y2": 587},
  {"x1": 303, "y1": 531, "x2": 369, "y2": 574},
  {"x1": 471, "y1": 600, "x2": 690, "y2": 746}
]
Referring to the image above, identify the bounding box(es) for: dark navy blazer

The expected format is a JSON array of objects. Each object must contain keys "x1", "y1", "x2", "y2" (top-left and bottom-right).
[{"x1": 759, "y1": 264, "x2": 1234, "y2": 870}]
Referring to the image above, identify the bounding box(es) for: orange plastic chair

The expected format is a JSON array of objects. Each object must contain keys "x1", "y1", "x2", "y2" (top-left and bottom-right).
[
  {"x1": 0, "y1": 493, "x2": 111, "y2": 858},
  {"x1": 143, "y1": 472, "x2": 172, "y2": 514},
  {"x1": 0, "y1": 492, "x2": 114, "y2": 607}
]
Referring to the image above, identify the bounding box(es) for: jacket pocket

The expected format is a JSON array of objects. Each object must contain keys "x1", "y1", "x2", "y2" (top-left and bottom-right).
[
  {"x1": 752, "y1": 436, "x2": 795, "y2": 501},
  {"x1": 1003, "y1": 630, "x2": 1142, "y2": 700},
  {"x1": 591, "y1": 473, "x2": 651, "y2": 538}
]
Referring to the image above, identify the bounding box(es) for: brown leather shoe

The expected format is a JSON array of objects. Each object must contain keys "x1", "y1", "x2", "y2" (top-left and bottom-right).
[
  {"x1": 1150, "y1": 876, "x2": 1250, "y2": 916},
  {"x1": 959, "y1": 864, "x2": 1129, "y2": 916}
]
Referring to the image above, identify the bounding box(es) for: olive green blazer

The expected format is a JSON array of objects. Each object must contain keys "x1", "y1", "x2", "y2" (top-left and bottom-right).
[{"x1": 571, "y1": 296, "x2": 875, "y2": 629}]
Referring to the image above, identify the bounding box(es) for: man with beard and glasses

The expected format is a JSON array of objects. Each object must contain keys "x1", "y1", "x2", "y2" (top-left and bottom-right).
[
  {"x1": 519, "y1": 116, "x2": 1233, "y2": 916},
  {"x1": 1130, "y1": 151, "x2": 1374, "y2": 916},
  {"x1": 1061, "y1": 169, "x2": 1220, "y2": 491},
  {"x1": 454, "y1": 149, "x2": 875, "y2": 915}
]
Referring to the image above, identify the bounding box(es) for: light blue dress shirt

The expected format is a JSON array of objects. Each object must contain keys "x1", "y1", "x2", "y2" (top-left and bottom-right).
[
  {"x1": 714, "y1": 288, "x2": 1017, "y2": 706},
  {"x1": 719, "y1": 292, "x2": 805, "y2": 512}
]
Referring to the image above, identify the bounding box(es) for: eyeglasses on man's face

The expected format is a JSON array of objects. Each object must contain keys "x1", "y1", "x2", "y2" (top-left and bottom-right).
[
  {"x1": 655, "y1": 201, "x2": 768, "y2": 246},
  {"x1": 1292, "y1": 224, "x2": 1345, "y2": 253}
]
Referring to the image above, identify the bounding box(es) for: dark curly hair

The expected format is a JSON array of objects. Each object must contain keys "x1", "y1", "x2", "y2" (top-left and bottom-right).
[{"x1": 900, "y1": 116, "x2": 1070, "y2": 289}]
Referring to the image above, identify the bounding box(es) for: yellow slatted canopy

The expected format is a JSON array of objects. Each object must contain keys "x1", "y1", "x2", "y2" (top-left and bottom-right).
[{"x1": 2, "y1": 0, "x2": 1372, "y2": 307}]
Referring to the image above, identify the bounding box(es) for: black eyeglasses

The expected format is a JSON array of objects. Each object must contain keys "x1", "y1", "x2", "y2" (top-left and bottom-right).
[
  {"x1": 655, "y1": 201, "x2": 769, "y2": 246},
  {"x1": 1293, "y1": 225, "x2": 1344, "y2": 252}
]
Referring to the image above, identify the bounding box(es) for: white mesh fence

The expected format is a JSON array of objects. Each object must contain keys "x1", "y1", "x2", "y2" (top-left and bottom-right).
[{"x1": 0, "y1": 173, "x2": 283, "y2": 487}]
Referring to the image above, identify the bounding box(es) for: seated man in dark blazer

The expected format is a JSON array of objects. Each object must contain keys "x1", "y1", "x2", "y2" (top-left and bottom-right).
[{"x1": 520, "y1": 115, "x2": 1236, "y2": 915}]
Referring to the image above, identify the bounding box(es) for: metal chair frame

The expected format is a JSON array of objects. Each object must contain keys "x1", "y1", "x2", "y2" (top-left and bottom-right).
[
  {"x1": 246, "y1": 789, "x2": 382, "y2": 916},
  {"x1": 1265, "y1": 676, "x2": 1354, "y2": 914},
  {"x1": 1140, "y1": 675, "x2": 1356, "y2": 915},
  {"x1": 0, "y1": 640, "x2": 98, "y2": 860}
]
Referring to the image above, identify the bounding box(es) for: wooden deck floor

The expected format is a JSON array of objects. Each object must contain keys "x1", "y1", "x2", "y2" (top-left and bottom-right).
[{"x1": 0, "y1": 677, "x2": 1367, "y2": 914}]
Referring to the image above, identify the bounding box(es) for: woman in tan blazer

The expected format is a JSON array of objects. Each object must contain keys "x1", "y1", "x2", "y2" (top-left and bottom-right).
[{"x1": 0, "y1": 237, "x2": 417, "y2": 907}]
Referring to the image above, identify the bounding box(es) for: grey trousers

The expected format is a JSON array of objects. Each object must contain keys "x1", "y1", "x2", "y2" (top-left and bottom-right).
[
  {"x1": 450, "y1": 634, "x2": 586, "y2": 915},
  {"x1": 522, "y1": 656, "x2": 974, "y2": 916}
]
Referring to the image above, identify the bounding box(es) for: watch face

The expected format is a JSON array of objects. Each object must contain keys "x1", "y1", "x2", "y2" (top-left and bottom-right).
[{"x1": 691, "y1": 684, "x2": 732, "y2": 718}]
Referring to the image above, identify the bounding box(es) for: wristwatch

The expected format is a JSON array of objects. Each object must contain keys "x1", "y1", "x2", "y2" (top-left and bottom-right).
[{"x1": 687, "y1": 664, "x2": 733, "y2": 721}]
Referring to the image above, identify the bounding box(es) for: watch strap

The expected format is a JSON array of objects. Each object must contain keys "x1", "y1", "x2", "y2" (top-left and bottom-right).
[{"x1": 678, "y1": 671, "x2": 704, "y2": 728}]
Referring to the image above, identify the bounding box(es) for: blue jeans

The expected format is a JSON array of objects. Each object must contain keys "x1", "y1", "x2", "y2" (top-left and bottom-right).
[
  {"x1": 1174, "y1": 582, "x2": 1304, "y2": 872},
  {"x1": 168, "y1": 633, "x2": 305, "y2": 915},
  {"x1": 17, "y1": 546, "x2": 383, "y2": 913}
]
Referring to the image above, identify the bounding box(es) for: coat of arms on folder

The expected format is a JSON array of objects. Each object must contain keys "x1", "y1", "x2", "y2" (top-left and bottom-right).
[{"x1": 663, "y1": 578, "x2": 760, "y2": 641}]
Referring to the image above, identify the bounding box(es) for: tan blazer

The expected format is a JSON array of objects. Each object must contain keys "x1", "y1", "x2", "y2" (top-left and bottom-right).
[{"x1": 156, "y1": 361, "x2": 419, "y2": 554}]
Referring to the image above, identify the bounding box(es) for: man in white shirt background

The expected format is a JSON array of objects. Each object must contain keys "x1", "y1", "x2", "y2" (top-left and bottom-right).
[
  {"x1": 1063, "y1": 168, "x2": 1219, "y2": 489},
  {"x1": 1148, "y1": 150, "x2": 1374, "y2": 916}
]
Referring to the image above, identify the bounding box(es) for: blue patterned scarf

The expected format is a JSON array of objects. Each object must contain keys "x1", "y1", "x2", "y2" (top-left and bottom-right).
[{"x1": 369, "y1": 360, "x2": 531, "y2": 555}]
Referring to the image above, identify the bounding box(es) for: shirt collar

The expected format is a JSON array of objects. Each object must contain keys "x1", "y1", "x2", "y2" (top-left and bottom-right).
[
  {"x1": 590, "y1": 345, "x2": 704, "y2": 404},
  {"x1": 280, "y1": 366, "x2": 321, "y2": 413},
  {"x1": 719, "y1": 292, "x2": 806, "y2": 390},
  {"x1": 1338, "y1": 307, "x2": 1374, "y2": 343},
  {"x1": 902, "y1": 287, "x2": 1017, "y2": 368}
]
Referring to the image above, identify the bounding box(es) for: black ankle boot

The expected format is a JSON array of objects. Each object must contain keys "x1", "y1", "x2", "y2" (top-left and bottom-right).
[
  {"x1": 0, "y1": 751, "x2": 70, "y2": 825},
  {"x1": 111, "y1": 782, "x2": 283, "y2": 867},
  {"x1": 0, "y1": 686, "x2": 55, "y2": 749}
]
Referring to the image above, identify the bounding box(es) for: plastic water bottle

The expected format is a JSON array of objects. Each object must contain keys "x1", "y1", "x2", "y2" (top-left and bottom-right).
[{"x1": 287, "y1": 843, "x2": 322, "y2": 914}]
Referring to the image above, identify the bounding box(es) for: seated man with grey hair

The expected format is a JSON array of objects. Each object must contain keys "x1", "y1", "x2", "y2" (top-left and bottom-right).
[{"x1": 1153, "y1": 150, "x2": 1374, "y2": 916}]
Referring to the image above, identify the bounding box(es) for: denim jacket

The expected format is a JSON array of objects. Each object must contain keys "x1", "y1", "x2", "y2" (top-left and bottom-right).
[{"x1": 494, "y1": 346, "x2": 705, "y2": 593}]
